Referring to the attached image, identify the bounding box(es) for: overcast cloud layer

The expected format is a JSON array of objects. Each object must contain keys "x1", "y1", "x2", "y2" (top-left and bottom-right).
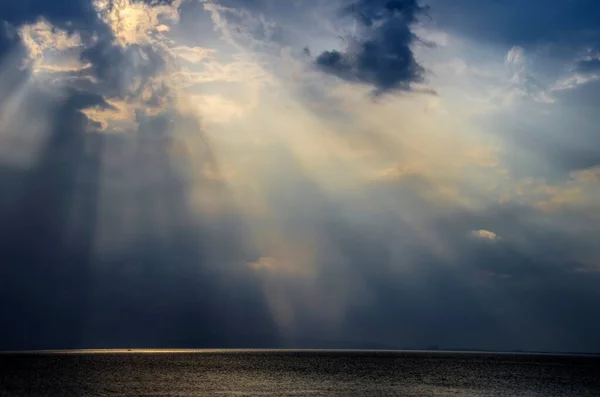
[{"x1": 0, "y1": 0, "x2": 599, "y2": 353}]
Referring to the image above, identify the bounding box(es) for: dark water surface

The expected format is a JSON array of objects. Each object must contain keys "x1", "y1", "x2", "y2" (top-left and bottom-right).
[{"x1": 1, "y1": 350, "x2": 599, "y2": 396}]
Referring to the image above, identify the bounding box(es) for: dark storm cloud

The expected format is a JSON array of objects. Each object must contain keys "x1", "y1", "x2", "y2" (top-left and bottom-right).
[
  {"x1": 199, "y1": 0, "x2": 430, "y2": 94},
  {"x1": 315, "y1": 0, "x2": 427, "y2": 93}
]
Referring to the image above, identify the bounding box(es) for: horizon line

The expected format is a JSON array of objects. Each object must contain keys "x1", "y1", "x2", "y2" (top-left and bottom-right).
[{"x1": 1, "y1": 348, "x2": 599, "y2": 357}]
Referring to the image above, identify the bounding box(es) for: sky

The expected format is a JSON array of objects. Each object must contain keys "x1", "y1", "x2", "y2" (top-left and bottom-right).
[{"x1": 0, "y1": 0, "x2": 599, "y2": 353}]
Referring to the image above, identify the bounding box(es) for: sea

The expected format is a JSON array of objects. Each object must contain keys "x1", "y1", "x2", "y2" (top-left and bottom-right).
[{"x1": 1, "y1": 350, "x2": 599, "y2": 396}]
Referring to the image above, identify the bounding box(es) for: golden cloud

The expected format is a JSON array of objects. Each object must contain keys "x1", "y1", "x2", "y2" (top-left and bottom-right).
[
  {"x1": 93, "y1": 0, "x2": 182, "y2": 46},
  {"x1": 470, "y1": 230, "x2": 500, "y2": 241}
]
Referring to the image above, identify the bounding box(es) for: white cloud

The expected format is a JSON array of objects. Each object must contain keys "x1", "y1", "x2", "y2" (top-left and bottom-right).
[
  {"x1": 203, "y1": 2, "x2": 279, "y2": 50},
  {"x1": 502, "y1": 46, "x2": 555, "y2": 103},
  {"x1": 414, "y1": 25, "x2": 449, "y2": 47},
  {"x1": 550, "y1": 56, "x2": 600, "y2": 92},
  {"x1": 551, "y1": 72, "x2": 600, "y2": 92},
  {"x1": 505, "y1": 46, "x2": 526, "y2": 69},
  {"x1": 171, "y1": 46, "x2": 215, "y2": 63}
]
